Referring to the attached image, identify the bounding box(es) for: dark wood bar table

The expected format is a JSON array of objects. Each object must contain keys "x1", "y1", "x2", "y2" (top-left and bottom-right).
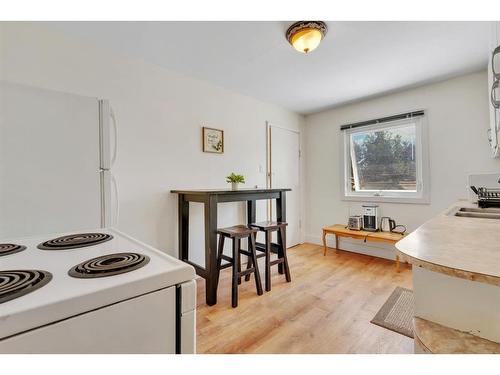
[{"x1": 171, "y1": 188, "x2": 291, "y2": 306}]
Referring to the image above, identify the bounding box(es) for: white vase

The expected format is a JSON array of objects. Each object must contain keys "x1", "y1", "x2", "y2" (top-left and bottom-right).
[{"x1": 231, "y1": 182, "x2": 239, "y2": 191}]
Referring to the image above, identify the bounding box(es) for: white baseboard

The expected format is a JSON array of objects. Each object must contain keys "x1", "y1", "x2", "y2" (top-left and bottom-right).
[{"x1": 305, "y1": 233, "x2": 396, "y2": 261}]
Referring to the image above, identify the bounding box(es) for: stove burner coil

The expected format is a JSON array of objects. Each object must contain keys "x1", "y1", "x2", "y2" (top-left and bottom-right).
[
  {"x1": 0, "y1": 270, "x2": 52, "y2": 304},
  {"x1": 0, "y1": 244, "x2": 27, "y2": 256},
  {"x1": 37, "y1": 233, "x2": 113, "y2": 250},
  {"x1": 68, "y1": 252, "x2": 150, "y2": 278}
]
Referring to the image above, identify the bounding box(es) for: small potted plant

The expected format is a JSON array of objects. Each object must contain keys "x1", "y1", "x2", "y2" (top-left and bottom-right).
[{"x1": 226, "y1": 173, "x2": 245, "y2": 191}]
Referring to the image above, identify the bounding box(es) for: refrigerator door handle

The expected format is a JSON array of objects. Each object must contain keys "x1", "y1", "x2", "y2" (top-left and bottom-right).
[
  {"x1": 111, "y1": 173, "x2": 119, "y2": 226},
  {"x1": 110, "y1": 106, "x2": 118, "y2": 167}
]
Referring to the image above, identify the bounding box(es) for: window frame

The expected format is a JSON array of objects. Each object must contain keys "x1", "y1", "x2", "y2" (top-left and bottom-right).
[{"x1": 340, "y1": 113, "x2": 430, "y2": 204}]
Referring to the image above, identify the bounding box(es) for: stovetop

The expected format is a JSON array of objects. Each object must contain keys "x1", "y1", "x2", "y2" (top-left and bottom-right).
[
  {"x1": 0, "y1": 228, "x2": 195, "y2": 340},
  {"x1": 1, "y1": 233, "x2": 145, "y2": 306}
]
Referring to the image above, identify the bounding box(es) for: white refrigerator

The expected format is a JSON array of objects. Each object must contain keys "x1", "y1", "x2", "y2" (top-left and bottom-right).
[{"x1": 0, "y1": 80, "x2": 117, "y2": 238}]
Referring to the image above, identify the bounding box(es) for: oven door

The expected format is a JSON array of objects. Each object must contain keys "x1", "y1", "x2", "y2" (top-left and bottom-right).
[{"x1": 0, "y1": 287, "x2": 176, "y2": 354}]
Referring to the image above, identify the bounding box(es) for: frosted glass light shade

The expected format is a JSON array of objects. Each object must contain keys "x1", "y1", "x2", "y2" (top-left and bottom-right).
[
  {"x1": 286, "y1": 21, "x2": 327, "y2": 54},
  {"x1": 290, "y1": 28, "x2": 323, "y2": 54}
]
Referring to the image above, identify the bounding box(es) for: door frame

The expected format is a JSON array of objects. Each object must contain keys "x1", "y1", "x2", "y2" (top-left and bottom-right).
[{"x1": 266, "y1": 121, "x2": 302, "y2": 242}]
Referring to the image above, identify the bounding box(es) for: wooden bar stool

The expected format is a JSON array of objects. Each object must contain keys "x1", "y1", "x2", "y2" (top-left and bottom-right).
[
  {"x1": 216, "y1": 225, "x2": 263, "y2": 308},
  {"x1": 247, "y1": 221, "x2": 291, "y2": 292}
]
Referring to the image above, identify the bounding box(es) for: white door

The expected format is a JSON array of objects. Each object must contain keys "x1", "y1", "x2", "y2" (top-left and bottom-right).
[{"x1": 269, "y1": 124, "x2": 301, "y2": 247}]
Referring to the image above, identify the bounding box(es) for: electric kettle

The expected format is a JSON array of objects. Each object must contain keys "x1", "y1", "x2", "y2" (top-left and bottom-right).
[{"x1": 380, "y1": 217, "x2": 396, "y2": 232}]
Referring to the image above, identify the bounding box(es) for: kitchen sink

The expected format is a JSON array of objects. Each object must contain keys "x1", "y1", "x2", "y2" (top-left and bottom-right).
[{"x1": 451, "y1": 207, "x2": 500, "y2": 219}]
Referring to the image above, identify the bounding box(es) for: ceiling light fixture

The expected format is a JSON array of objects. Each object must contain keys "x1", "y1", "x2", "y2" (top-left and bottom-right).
[{"x1": 286, "y1": 21, "x2": 328, "y2": 54}]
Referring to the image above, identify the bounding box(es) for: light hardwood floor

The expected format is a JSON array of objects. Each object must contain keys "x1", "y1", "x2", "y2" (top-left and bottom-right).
[{"x1": 196, "y1": 243, "x2": 413, "y2": 354}]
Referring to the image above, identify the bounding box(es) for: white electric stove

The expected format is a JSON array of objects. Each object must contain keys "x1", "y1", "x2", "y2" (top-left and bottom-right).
[{"x1": 0, "y1": 227, "x2": 196, "y2": 354}]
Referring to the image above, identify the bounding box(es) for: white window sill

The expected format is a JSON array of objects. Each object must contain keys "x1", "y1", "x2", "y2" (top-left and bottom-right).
[{"x1": 342, "y1": 194, "x2": 430, "y2": 205}]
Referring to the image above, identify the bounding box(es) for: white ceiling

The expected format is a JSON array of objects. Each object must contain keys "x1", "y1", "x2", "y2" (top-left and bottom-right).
[{"x1": 44, "y1": 21, "x2": 491, "y2": 114}]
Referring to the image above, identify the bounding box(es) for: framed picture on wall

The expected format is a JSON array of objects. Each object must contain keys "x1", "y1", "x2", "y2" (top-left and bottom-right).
[{"x1": 202, "y1": 127, "x2": 224, "y2": 154}]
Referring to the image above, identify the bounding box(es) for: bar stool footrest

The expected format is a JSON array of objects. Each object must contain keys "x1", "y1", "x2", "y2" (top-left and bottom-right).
[
  {"x1": 255, "y1": 243, "x2": 266, "y2": 252},
  {"x1": 219, "y1": 262, "x2": 233, "y2": 270},
  {"x1": 239, "y1": 250, "x2": 252, "y2": 257},
  {"x1": 255, "y1": 242, "x2": 281, "y2": 254},
  {"x1": 270, "y1": 258, "x2": 284, "y2": 267},
  {"x1": 239, "y1": 268, "x2": 256, "y2": 277}
]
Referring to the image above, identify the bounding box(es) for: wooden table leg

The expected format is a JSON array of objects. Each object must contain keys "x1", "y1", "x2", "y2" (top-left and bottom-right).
[
  {"x1": 204, "y1": 195, "x2": 218, "y2": 306},
  {"x1": 276, "y1": 191, "x2": 286, "y2": 224},
  {"x1": 335, "y1": 234, "x2": 339, "y2": 253},
  {"x1": 247, "y1": 199, "x2": 256, "y2": 225},
  {"x1": 178, "y1": 194, "x2": 189, "y2": 261},
  {"x1": 396, "y1": 254, "x2": 400, "y2": 273},
  {"x1": 245, "y1": 199, "x2": 256, "y2": 278},
  {"x1": 276, "y1": 191, "x2": 286, "y2": 274},
  {"x1": 323, "y1": 230, "x2": 327, "y2": 256}
]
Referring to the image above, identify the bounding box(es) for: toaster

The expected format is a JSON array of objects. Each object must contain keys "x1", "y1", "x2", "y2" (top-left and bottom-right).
[{"x1": 347, "y1": 215, "x2": 363, "y2": 230}]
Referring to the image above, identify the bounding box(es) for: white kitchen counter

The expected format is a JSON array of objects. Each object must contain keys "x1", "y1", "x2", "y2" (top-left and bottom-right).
[{"x1": 396, "y1": 200, "x2": 500, "y2": 286}]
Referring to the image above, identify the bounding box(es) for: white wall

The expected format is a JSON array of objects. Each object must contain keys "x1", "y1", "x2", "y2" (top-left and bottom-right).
[
  {"x1": 304, "y1": 71, "x2": 500, "y2": 259},
  {"x1": 0, "y1": 22, "x2": 304, "y2": 262}
]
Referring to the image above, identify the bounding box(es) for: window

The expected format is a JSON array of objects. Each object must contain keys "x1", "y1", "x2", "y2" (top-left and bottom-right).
[{"x1": 341, "y1": 113, "x2": 429, "y2": 203}]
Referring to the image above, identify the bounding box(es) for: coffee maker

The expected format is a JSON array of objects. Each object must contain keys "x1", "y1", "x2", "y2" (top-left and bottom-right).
[{"x1": 362, "y1": 204, "x2": 379, "y2": 231}]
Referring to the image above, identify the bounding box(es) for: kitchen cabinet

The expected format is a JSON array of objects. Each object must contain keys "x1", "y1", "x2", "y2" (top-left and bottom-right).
[{"x1": 488, "y1": 21, "x2": 500, "y2": 158}]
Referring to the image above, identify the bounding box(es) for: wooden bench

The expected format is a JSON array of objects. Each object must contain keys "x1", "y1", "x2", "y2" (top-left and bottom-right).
[{"x1": 322, "y1": 224, "x2": 406, "y2": 271}]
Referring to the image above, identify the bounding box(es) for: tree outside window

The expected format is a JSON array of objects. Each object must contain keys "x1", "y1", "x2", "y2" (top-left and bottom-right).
[
  {"x1": 350, "y1": 124, "x2": 417, "y2": 192},
  {"x1": 342, "y1": 115, "x2": 429, "y2": 204}
]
